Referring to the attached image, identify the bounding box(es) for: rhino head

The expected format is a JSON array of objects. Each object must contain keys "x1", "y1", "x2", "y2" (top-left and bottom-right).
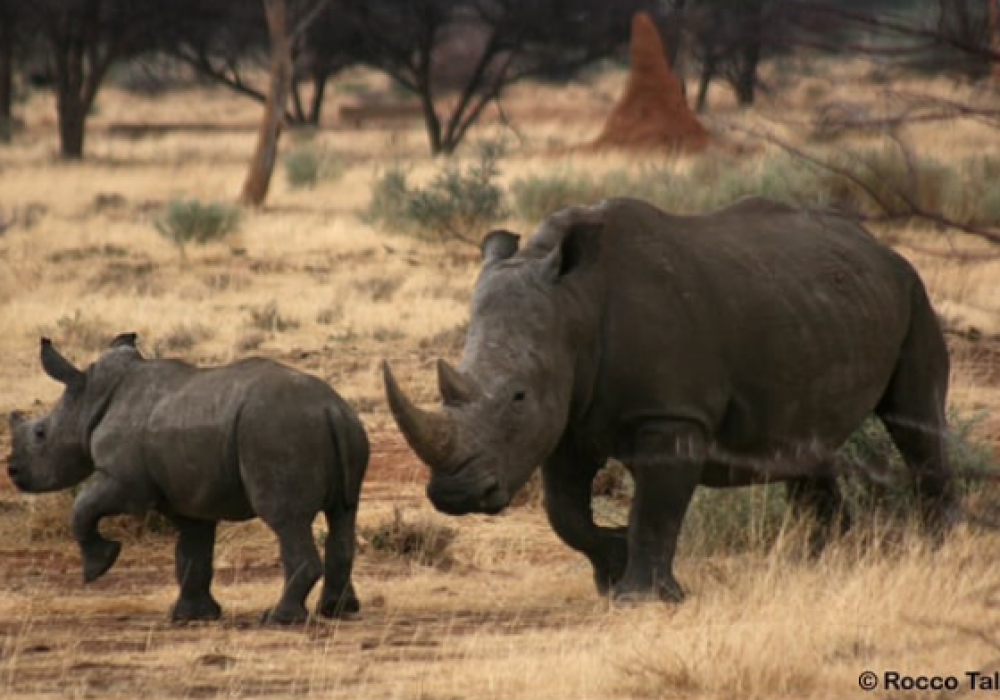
[
  {"x1": 7, "y1": 333, "x2": 140, "y2": 493},
  {"x1": 384, "y1": 217, "x2": 602, "y2": 515}
]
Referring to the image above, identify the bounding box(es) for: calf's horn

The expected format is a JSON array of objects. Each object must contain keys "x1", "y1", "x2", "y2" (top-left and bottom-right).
[{"x1": 381, "y1": 361, "x2": 455, "y2": 468}]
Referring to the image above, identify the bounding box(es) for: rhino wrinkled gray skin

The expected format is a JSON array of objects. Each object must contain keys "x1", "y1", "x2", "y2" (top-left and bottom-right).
[
  {"x1": 7, "y1": 334, "x2": 368, "y2": 624},
  {"x1": 383, "y1": 196, "x2": 957, "y2": 603}
]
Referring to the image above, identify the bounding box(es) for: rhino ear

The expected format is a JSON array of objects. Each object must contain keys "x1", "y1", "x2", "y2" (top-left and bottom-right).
[
  {"x1": 541, "y1": 222, "x2": 603, "y2": 284},
  {"x1": 109, "y1": 332, "x2": 138, "y2": 349},
  {"x1": 481, "y1": 230, "x2": 520, "y2": 266},
  {"x1": 40, "y1": 338, "x2": 84, "y2": 386}
]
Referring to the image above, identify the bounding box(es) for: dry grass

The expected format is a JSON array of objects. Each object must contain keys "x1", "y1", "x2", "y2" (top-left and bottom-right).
[{"x1": 1, "y1": 60, "x2": 1000, "y2": 699}]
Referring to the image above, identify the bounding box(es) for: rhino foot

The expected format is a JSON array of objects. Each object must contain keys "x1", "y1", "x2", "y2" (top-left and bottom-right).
[
  {"x1": 260, "y1": 604, "x2": 309, "y2": 626},
  {"x1": 170, "y1": 595, "x2": 222, "y2": 622},
  {"x1": 592, "y1": 528, "x2": 629, "y2": 597},
  {"x1": 317, "y1": 588, "x2": 361, "y2": 620},
  {"x1": 612, "y1": 575, "x2": 685, "y2": 605},
  {"x1": 81, "y1": 539, "x2": 121, "y2": 583}
]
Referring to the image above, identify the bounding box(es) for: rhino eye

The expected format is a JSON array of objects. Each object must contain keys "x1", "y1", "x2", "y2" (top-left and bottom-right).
[
  {"x1": 33, "y1": 424, "x2": 46, "y2": 441},
  {"x1": 512, "y1": 390, "x2": 526, "y2": 403}
]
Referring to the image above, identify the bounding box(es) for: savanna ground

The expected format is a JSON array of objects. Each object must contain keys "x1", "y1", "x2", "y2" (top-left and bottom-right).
[{"x1": 2, "y1": 60, "x2": 1000, "y2": 699}]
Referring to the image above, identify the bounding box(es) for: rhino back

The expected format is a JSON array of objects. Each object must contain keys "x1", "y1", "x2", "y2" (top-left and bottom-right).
[
  {"x1": 93, "y1": 358, "x2": 349, "y2": 521},
  {"x1": 547, "y1": 197, "x2": 922, "y2": 454}
]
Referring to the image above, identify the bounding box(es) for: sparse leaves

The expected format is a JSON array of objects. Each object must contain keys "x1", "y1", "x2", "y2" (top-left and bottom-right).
[
  {"x1": 362, "y1": 140, "x2": 509, "y2": 245},
  {"x1": 282, "y1": 145, "x2": 346, "y2": 188}
]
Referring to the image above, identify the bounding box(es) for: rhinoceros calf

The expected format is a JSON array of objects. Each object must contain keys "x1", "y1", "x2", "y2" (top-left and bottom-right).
[
  {"x1": 383, "y1": 196, "x2": 958, "y2": 604},
  {"x1": 7, "y1": 334, "x2": 368, "y2": 624}
]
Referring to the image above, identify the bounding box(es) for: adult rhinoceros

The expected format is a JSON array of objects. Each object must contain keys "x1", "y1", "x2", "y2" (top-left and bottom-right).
[
  {"x1": 383, "y1": 196, "x2": 957, "y2": 603},
  {"x1": 8, "y1": 334, "x2": 368, "y2": 624}
]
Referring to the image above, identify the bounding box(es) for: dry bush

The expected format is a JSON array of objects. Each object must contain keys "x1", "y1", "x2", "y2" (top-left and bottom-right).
[
  {"x1": 151, "y1": 322, "x2": 214, "y2": 356},
  {"x1": 358, "y1": 507, "x2": 457, "y2": 569},
  {"x1": 87, "y1": 260, "x2": 160, "y2": 297},
  {"x1": 202, "y1": 270, "x2": 252, "y2": 293},
  {"x1": 246, "y1": 301, "x2": 300, "y2": 333}
]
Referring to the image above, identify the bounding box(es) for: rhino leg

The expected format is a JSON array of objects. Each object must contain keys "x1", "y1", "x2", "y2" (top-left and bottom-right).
[
  {"x1": 612, "y1": 423, "x2": 704, "y2": 604},
  {"x1": 876, "y1": 303, "x2": 959, "y2": 534},
  {"x1": 785, "y1": 474, "x2": 850, "y2": 555},
  {"x1": 169, "y1": 517, "x2": 222, "y2": 622},
  {"x1": 260, "y1": 517, "x2": 322, "y2": 625},
  {"x1": 317, "y1": 504, "x2": 360, "y2": 619},
  {"x1": 71, "y1": 473, "x2": 127, "y2": 583},
  {"x1": 542, "y1": 438, "x2": 627, "y2": 596}
]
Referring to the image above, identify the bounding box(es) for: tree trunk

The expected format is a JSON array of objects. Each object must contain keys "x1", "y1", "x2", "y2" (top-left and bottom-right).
[
  {"x1": 52, "y1": 31, "x2": 89, "y2": 159},
  {"x1": 56, "y1": 92, "x2": 87, "y2": 158},
  {"x1": 664, "y1": 0, "x2": 687, "y2": 98},
  {"x1": 0, "y1": 9, "x2": 12, "y2": 130},
  {"x1": 307, "y1": 69, "x2": 327, "y2": 124},
  {"x1": 735, "y1": 40, "x2": 760, "y2": 106},
  {"x1": 290, "y1": 75, "x2": 307, "y2": 123},
  {"x1": 734, "y1": 0, "x2": 763, "y2": 107},
  {"x1": 696, "y1": 54, "x2": 715, "y2": 113},
  {"x1": 416, "y1": 75, "x2": 443, "y2": 155},
  {"x1": 241, "y1": 0, "x2": 292, "y2": 206},
  {"x1": 990, "y1": 0, "x2": 1000, "y2": 84}
]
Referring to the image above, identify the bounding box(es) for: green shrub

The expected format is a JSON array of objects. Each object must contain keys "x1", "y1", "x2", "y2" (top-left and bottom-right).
[
  {"x1": 154, "y1": 198, "x2": 241, "y2": 258},
  {"x1": 362, "y1": 140, "x2": 508, "y2": 244},
  {"x1": 406, "y1": 139, "x2": 509, "y2": 243},
  {"x1": 361, "y1": 163, "x2": 412, "y2": 230},
  {"x1": 283, "y1": 147, "x2": 320, "y2": 188},
  {"x1": 283, "y1": 146, "x2": 346, "y2": 189}
]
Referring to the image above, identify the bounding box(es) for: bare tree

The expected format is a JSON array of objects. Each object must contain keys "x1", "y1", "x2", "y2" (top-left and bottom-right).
[
  {"x1": 24, "y1": 0, "x2": 175, "y2": 159},
  {"x1": 170, "y1": 0, "x2": 354, "y2": 127},
  {"x1": 682, "y1": 0, "x2": 784, "y2": 112},
  {"x1": 336, "y1": 0, "x2": 647, "y2": 156},
  {"x1": 742, "y1": 0, "x2": 1000, "y2": 249},
  {"x1": 240, "y1": 0, "x2": 330, "y2": 206}
]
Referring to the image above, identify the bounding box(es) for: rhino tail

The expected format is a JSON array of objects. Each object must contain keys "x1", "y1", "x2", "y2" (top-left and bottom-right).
[{"x1": 324, "y1": 403, "x2": 369, "y2": 512}]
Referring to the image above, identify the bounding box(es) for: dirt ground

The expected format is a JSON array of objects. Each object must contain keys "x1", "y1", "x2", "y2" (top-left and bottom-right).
[{"x1": 3, "y1": 60, "x2": 1000, "y2": 699}]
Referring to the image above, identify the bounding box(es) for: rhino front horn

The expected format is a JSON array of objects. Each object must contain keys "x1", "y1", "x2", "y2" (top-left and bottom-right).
[{"x1": 381, "y1": 361, "x2": 455, "y2": 469}]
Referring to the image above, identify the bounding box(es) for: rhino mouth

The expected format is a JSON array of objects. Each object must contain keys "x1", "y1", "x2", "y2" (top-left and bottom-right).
[
  {"x1": 426, "y1": 464, "x2": 509, "y2": 516},
  {"x1": 7, "y1": 457, "x2": 31, "y2": 492}
]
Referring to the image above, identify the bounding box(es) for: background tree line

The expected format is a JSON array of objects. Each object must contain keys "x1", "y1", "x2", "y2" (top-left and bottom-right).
[{"x1": 1, "y1": 0, "x2": 997, "y2": 206}]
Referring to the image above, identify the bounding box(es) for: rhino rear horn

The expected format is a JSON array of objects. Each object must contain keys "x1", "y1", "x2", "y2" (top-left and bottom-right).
[
  {"x1": 437, "y1": 359, "x2": 479, "y2": 406},
  {"x1": 382, "y1": 361, "x2": 455, "y2": 469},
  {"x1": 40, "y1": 338, "x2": 84, "y2": 386}
]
